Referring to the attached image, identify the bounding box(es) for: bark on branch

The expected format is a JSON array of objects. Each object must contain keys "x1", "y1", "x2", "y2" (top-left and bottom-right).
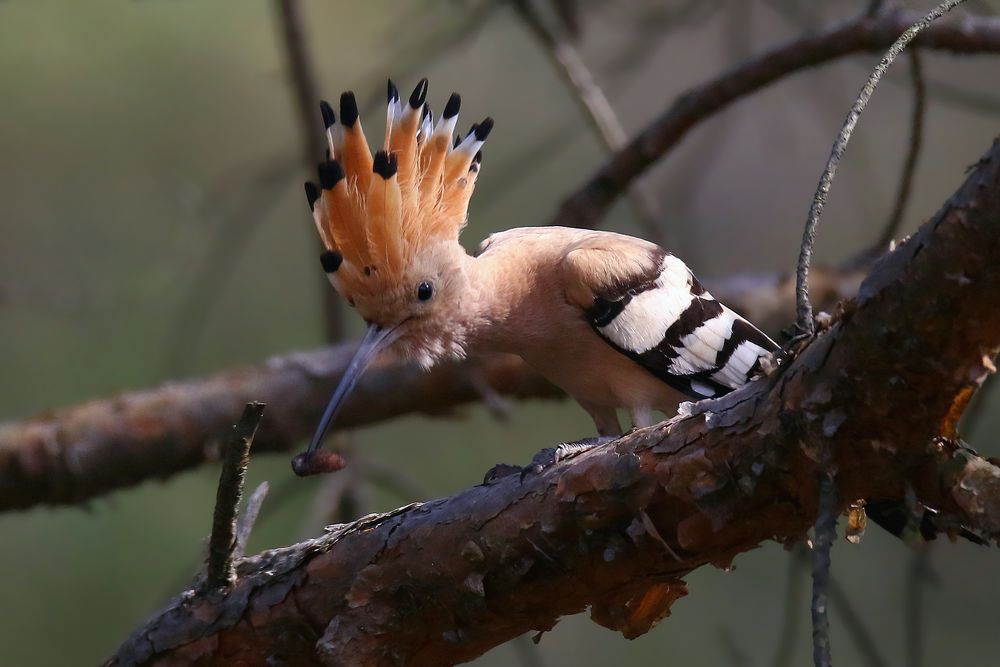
[
  {"x1": 109, "y1": 139, "x2": 1000, "y2": 667},
  {"x1": 0, "y1": 267, "x2": 860, "y2": 512}
]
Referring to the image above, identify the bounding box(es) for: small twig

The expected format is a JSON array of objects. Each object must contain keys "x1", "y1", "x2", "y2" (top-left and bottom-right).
[
  {"x1": 511, "y1": 633, "x2": 546, "y2": 667},
  {"x1": 794, "y1": 0, "x2": 969, "y2": 336},
  {"x1": 465, "y1": 368, "x2": 513, "y2": 421},
  {"x1": 772, "y1": 545, "x2": 807, "y2": 667},
  {"x1": 275, "y1": 0, "x2": 343, "y2": 341},
  {"x1": 365, "y1": 459, "x2": 431, "y2": 501},
  {"x1": 206, "y1": 401, "x2": 265, "y2": 589},
  {"x1": 160, "y1": 164, "x2": 295, "y2": 375},
  {"x1": 904, "y1": 548, "x2": 931, "y2": 667},
  {"x1": 234, "y1": 481, "x2": 270, "y2": 560},
  {"x1": 514, "y1": 0, "x2": 669, "y2": 246},
  {"x1": 827, "y1": 573, "x2": 888, "y2": 667},
  {"x1": 878, "y1": 48, "x2": 926, "y2": 250},
  {"x1": 719, "y1": 625, "x2": 755, "y2": 667},
  {"x1": 811, "y1": 473, "x2": 838, "y2": 667}
]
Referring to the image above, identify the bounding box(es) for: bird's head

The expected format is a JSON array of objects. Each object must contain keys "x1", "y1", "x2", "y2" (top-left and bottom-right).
[{"x1": 296, "y1": 79, "x2": 491, "y2": 471}]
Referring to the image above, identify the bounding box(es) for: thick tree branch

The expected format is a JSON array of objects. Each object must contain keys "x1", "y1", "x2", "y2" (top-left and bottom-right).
[
  {"x1": 0, "y1": 268, "x2": 858, "y2": 512},
  {"x1": 109, "y1": 139, "x2": 1000, "y2": 666}
]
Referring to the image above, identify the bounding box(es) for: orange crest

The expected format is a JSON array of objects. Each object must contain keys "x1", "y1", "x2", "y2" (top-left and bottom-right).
[{"x1": 305, "y1": 79, "x2": 491, "y2": 299}]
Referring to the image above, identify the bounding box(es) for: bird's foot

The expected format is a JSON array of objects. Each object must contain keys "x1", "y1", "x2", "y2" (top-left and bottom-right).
[
  {"x1": 482, "y1": 436, "x2": 617, "y2": 485},
  {"x1": 520, "y1": 435, "x2": 617, "y2": 482}
]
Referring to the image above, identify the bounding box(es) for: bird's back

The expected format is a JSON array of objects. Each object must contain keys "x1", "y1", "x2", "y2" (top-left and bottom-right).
[{"x1": 476, "y1": 227, "x2": 778, "y2": 405}]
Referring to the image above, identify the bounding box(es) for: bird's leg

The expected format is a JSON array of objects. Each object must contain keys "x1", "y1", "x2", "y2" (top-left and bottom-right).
[
  {"x1": 518, "y1": 435, "x2": 618, "y2": 481},
  {"x1": 482, "y1": 405, "x2": 622, "y2": 484}
]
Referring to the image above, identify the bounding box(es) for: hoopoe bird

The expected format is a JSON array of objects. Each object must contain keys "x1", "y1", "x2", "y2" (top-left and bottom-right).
[
  {"x1": 291, "y1": 78, "x2": 779, "y2": 478},
  {"x1": 290, "y1": 78, "x2": 985, "y2": 545}
]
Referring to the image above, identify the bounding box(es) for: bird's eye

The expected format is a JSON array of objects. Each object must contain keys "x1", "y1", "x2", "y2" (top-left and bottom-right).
[{"x1": 417, "y1": 281, "x2": 433, "y2": 301}]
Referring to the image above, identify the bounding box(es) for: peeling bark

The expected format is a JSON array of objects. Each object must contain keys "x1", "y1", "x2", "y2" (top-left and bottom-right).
[
  {"x1": 0, "y1": 266, "x2": 859, "y2": 513},
  {"x1": 108, "y1": 140, "x2": 1000, "y2": 667}
]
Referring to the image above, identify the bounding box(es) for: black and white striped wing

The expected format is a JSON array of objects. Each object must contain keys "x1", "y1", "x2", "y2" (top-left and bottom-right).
[{"x1": 562, "y1": 239, "x2": 778, "y2": 399}]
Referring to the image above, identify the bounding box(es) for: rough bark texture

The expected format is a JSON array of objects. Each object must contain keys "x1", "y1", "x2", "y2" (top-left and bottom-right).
[
  {"x1": 107, "y1": 140, "x2": 1000, "y2": 667},
  {"x1": 0, "y1": 267, "x2": 860, "y2": 513}
]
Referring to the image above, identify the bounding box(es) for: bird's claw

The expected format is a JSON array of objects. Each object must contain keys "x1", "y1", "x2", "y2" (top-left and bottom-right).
[
  {"x1": 483, "y1": 437, "x2": 616, "y2": 485},
  {"x1": 519, "y1": 436, "x2": 616, "y2": 483},
  {"x1": 482, "y1": 463, "x2": 522, "y2": 484}
]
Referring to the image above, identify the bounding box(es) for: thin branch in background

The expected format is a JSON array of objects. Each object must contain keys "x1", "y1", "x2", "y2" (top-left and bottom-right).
[
  {"x1": 465, "y1": 367, "x2": 513, "y2": 421},
  {"x1": 772, "y1": 545, "x2": 807, "y2": 667},
  {"x1": 511, "y1": 633, "x2": 547, "y2": 667},
  {"x1": 365, "y1": 458, "x2": 431, "y2": 502},
  {"x1": 601, "y1": 0, "x2": 726, "y2": 75},
  {"x1": 868, "y1": 0, "x2": 887, "y2": 16},
  {"x1": 922, "y1": 79, "x2": 1000, "y2": 116},
  {"x1": 905, "y1": 548, "x2": 932, "y2": 667},
  {"x1": 234, "y1": 481, "x2": 270, "y2": 560},
  {"x1": 794, "y1": 0, "x2": 969, "y2": 336},
  {"x1": 811, "y1": 473, "x2": 838, "y2": 667},
  {"x1": 275, "y1": 0, "x2": 343, "y2": 341},
  {"x1": 354, "y1": 0, "x2": 501, "y2": 116},
  {"x1": 205, "y1": 401, "x2": 265, "y2": 589},
  {"x1": 514, "y1": 0, "x2": 670, "y2": 246},
  {"x1": 771, "y1": 0, "x2": 1000, "y2": 118},
  {"x1": 719, "y1": 626, "x2": 755, "y2": 667},
  {"x1": 827, "y1": 571, "x2": 889, "y2": 667},
  {"x1": 160, "y1": 164, "x2": 296, "y2": 375},
  {"x1": 877, "y1": 48, "x2": 926, "y2": 250}
]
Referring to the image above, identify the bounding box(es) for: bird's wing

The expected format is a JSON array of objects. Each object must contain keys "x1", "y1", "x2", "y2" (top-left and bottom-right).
[{"x1": 560, "y1": 235, "x2": 778, "y2": 399}]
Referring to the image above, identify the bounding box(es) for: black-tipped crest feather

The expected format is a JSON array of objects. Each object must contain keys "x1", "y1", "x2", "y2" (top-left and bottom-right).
[
  {"x1": 409, "y1": 78, "x2": 428, "y2": 109},
  {"x1": 372, "y1": 150, "x2": 398, "y2": 179},
  {"x1": 304, "y1": 182, "x2": 321, "y2": 210},
  {"x1": 475, "y1": 117, "x2": 494, "y2": 141},
  {"x1": 319, "y1": 100, "x2": 335, "y2": 129},
  {"x1": 318, "y1": 160, "x2": 344, "y2": 190},
  {"x1": 339, "y1": 92, "x2": 359, "y2": 127},
  {"x1": 443, "y1": 93, "x2": 461, "y2": 119},
  {"x1": 320, "y1": 250, "x2": 342, "y2": 273}
]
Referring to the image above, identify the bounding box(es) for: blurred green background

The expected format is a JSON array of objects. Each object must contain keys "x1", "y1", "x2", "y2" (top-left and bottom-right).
[{"x1": 2, "y1": 1, "x2": 999, "y2": 665}]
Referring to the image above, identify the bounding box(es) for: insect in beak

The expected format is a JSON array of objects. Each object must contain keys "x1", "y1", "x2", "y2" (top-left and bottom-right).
[{"x1": 292, "y1": 323, "x2": 397, "y2": 476}]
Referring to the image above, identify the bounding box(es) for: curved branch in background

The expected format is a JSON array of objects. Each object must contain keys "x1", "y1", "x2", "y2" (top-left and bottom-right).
[
  {"x1": 878, "y1": 48, "x2": 926, "y2": 249},
  {"x1": 552, "y1": 8, "x2": 1000, "y2": 232},
  {"x1": 109, "y1": 139, "x2": 1000, "y2": 666},
  {"x1": 274, "y1": 0, "x2": 343, "y2": 340},
  {"x1": 794, "y1": 0, "x2": 968, "y2": 337},
  {"x1": 0, "y1": 266, "x2": 862, "y2": 512},
  {"x1": 514, "y1": 0, "x2": 670, "y2": 246}
]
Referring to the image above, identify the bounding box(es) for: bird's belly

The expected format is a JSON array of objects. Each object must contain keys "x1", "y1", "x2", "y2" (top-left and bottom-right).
[{"x1": 519, "y1": 330, "x2": 684, "y2": 415}]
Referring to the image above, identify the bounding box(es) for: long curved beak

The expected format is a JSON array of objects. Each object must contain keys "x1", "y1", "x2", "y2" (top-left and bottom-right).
[{"x1": 304, "y1": 323, "x2": 396, "y2": 456}]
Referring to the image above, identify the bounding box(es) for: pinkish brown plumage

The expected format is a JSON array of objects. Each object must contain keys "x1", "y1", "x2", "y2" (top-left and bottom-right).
[{"x1": 294, "y1": 79, "x2": 777, "y2": 476}]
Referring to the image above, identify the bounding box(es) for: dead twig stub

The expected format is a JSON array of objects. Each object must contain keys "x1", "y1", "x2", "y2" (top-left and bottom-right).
[{"x1": 206, "y1": 402, "x2": 265, "y2": 589}]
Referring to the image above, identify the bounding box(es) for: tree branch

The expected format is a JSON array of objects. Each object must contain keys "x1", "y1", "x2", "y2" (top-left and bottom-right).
[
  {"x1": 552, "y1": 8, "x2": 1000, "y2": 231},
  {"x1": 0, "y1": 267, "x2": 859, "y2": 512},
  {"x1": 108, "y1": 138, "x2": 1000, "y2": 666}
]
